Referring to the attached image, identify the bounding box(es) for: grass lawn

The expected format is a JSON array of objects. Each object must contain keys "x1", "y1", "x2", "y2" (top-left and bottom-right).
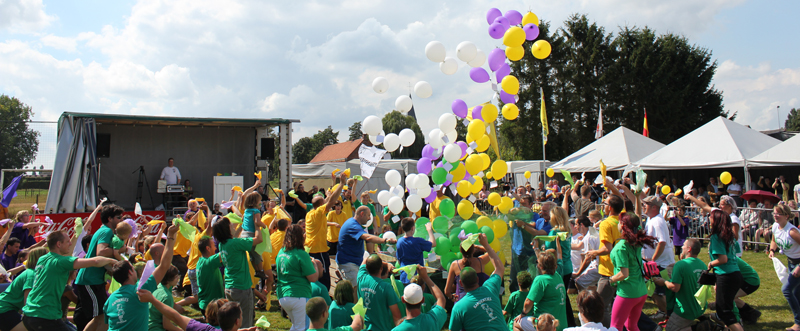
[
  {"x1": 6, "y1": 188, "x2": 48, "y2": 216},
  {"x1": 169, "y1": 234, "x2": 793, "y2": 330}
]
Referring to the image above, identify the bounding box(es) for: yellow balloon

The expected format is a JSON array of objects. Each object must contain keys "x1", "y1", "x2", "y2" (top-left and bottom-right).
[
  {"x1": 502, "y1": 103, "x2": 519, "y2": 120},
  {"x1": 546, "y1": 168, "x2": 555, "y2": 177},
  {"x1": 471, "y1": 176, "x2": 484, "y2": 194},
  {"x1": 477, "y1": 134, "x2": 490, "y2": 152},
  {"x1": 487, "y1": 192, "x2": 501, "y2": 206},
  {"x1": 468, "y1": 119, "x2": 485, "y2": 139},
  {"x1": 457, "y1": 200, "x2": 474, "y2": 220},
  {"x1": 491, "y1": 160, "x2": 508, "y2": 179},
  {"x1": 480, "y1": 153, "x2": 491, "y2": 170},
  {"x1": 501, "y1": 75, "x2": 520, "y2": 95},
  {"x1": 482, "y1": 104, "x2": 498, "y2": 123},
  {"x1": 456, "y1": 180, "x2": 472, "y2": 198},
  {"x1": 661, "y1": 185, "x2": 671, "y2": 195},
  {"x1": 503, "y1": 26, "x2": 526, "y2": 47},
  {"x1": 484, "y1": 258, "x2": 495, "y2": 275},
  {"x1": 499, "y1": 200, "x2": 513, "y2": 214},
  {"x1": 465, "y1": 154, "x2": 483, "y2": 176},
  {"x1": 450, "y1": 162, "x2": 466, "y2": 183},
  {"x1": 486, "y1": 171, "x2": 493, "y2": 179},
  {"x1": 531, "y1": 40, "x2": 552, "y2": 59},
  {"x1": 524, "y1": 170, "x2": 531, "y2": 179},
  {"x1": 522, "y1": 11, "x2": 539, "y2": 26},
  {"x1": 476, "y1": 216, "x2": 492, "y2": 229},
  {"x1": 505, "y1": 45, "x2": 524, "y2": 61},
  {"x1": 498, "y1": 251, "x2": 506, "y2": 265},
  {"x1": 489, "y1": 238, "x2": 501, "y2": 252},
  {"x1": 720, "y1": 171, "x2": 732, "y2": 185},
  {"x1": 493, "y1": 219, "x2": 508, "y2": 238}
]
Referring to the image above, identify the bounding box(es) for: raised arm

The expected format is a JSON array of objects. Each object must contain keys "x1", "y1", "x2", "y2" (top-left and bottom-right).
[
  {"x1": 562, "y1": 187, "x2": 572, "y2": 211},
  {"x1": 324, "y1": 173, "x2": 346, "y2": 213},
  {"x1": 479, "y1": 233, "x2": 503, "y2": 277},
  {"x1": 84, "y1": 199, "x2": 107, "y2": 231},
  {"x1": 153, "y1": 225, "x2": 179, "y2": 284},
  {"x1": 604, "y1": 176, "x2": 623, "y2": 199},
  {"x1": 0, "y1": 220, "x2": 16, "y2": 251},
  {"x1": 684, "y1": 194, "x2": 712, "y2": 214},
  {"x1": 72, "y1": 256, "x2": 118, "y2": 270},
  {"x1": 417, "y1": 265, "x2": 445, "y2": 308}
]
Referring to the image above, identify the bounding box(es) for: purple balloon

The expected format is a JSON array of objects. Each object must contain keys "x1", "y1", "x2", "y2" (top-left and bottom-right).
[
  {"x1": 500, "y1": 90, "x2": 516, "y2": 104},
  {"x1": 424, "y1": 192, "x2": 436, "y2": 203},
  {"x1": 486, "y1": 8, "x2": 502, "y2": 25},
  {"x1": 472, "y1": 105, "x2": 484, "y2": 121},
  {"x1": 493, "y1": 16, "x2": 510, "y2": 30},
  {"x1": 443, "y1": 179, "x2": 452, "y2": 187},
  {"x1": 505, "y1": 10, "x2": 523, "y2": 25},
  {"x1": 469, "y1": 67, "x2": 490, "y2": 83},
  {"x1": 488, "y1": 23, "x2": 506, "y2": 40},
  {"x1": 523, "y1": 23, "x2": 539, "y2": 40},
  {"x1": 417, "y1": 157, "x2": 432, "y2": 175},
  {"x1": 488, "y1": 48, "x2": 506, "y2": 72},
  {"x1": 452, "y1": 99, "x2": 468, "y2": 118},
  {"x1": 422, "y1": 144, "x2": 434, "y2": 159},
  {"x1": 457, "y1": 141, "x2": 468, "y2": 159},
  {"x1": 495, "y1": 63, "x2": 510, "y2": 83}
]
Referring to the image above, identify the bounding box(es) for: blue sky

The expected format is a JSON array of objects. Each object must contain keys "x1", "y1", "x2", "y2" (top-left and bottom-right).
[{"x1": 1, "y1": 0, "x2": 798, "y2": 169}]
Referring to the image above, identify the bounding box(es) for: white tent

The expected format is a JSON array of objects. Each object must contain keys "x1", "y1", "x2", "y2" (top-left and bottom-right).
[
  {"x1": 549, "y1": 126, "x2": 665, "y2": 172},
  {"x1": 748, "y1": 133, "x2": 800, "y2": 167},
  {"x1": 635, "y1": 117, "x2": 781, "y2": 170}
]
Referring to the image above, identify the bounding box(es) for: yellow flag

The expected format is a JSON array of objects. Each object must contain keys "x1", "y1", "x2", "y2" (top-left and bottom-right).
[
  {"x1": 599, "y1": 159, "x2": 607, "y2": 187},
  {"x1": 540, "y1": 87, "x2": 548, "y2": 144}
]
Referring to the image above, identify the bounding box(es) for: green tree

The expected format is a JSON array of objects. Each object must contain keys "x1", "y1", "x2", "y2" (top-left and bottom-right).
[
  {"x1": 0, "y1": 95, "x2": 40, "y2": 170},
  {"x1": 348, "y1": 121, "x2": 363, "y2": 141},
  {"x1": 382, "y1": 111, "x2": 424, "y2": 159},
  {"x1": 786, "y1": 108, "x2": 800, "y2": 131},
  {"x1": 291, "y1": 126, "x2": 339, "y2": 164}
]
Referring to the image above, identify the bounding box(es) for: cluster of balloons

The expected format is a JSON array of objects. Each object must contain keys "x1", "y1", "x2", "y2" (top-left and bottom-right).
[
  {"x1": 361, "y1": 115, "x2": 416, "y2": 153},
  {"x1": 411, "y1": 213, "x2": 508, "y2": 272},
  {"x1": 371, "y1": 77, "x2": 432, "y2": 114},
  {"x1": 425, "y1": 40, "x2": 486, "y2": 76}
]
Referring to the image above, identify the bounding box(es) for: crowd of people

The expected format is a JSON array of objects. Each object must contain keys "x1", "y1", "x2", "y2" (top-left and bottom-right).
[{"x1": 0, "y1": 170, "x2": 798, "y2": 331}]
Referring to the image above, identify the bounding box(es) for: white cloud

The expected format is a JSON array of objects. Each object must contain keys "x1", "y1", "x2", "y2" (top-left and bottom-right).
[
  {"x1": 0, "y1": 0, "x2": 56, "y2": 32},
  {"x1": 40, "y1": 34, "x2": 77, "y2": 52}
]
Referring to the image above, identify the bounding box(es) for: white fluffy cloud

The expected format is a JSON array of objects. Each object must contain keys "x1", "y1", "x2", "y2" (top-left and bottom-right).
[{"x1": 0, "y1": 0, "x2": 55, "y2": 32}]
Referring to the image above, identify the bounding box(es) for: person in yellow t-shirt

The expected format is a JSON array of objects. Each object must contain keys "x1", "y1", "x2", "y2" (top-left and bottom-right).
[
  {"x1": 305, "y1": 171, "x2": 346, "y2": 290},
  {"x1": 429, "y1": 188, "x2": 448, "y2": 220},
  {"x1": 326, "y1": 201, "x2": 348, "y2": 258},
  {"x1": 269, "y1": 219, "x2": 289, "y2": 266},
  {"x1": 176, "y1": 209, "x2": 211, "y2": 309},
  {"x1": 173, "y1": 200, "x2": 204, "y2": 296},
  {"x1": 585, "y1": 194, "x2": 623, "y2": 326}
]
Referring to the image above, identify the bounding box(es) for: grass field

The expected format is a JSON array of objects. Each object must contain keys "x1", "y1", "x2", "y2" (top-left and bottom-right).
[{"x1": 169, "y1": 234, "x2": 794, "y2": 331}]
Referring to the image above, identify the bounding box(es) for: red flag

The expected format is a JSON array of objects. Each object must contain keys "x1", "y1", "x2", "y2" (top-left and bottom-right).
[{"x1": 643, "y1": 109, "x2": 650, "y2": 137}]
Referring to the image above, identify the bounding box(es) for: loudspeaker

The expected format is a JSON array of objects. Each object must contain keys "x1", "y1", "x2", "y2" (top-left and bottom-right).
[
  {"x1": 97, "y1": 133, "x2": 111, "y2": 158},
  {"x1": 260, "y1": 138, "x2": 275, "y2": 160}
]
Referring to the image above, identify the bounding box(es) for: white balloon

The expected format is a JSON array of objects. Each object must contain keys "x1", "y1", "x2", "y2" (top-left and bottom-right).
[
  {"x1": 392, "y1": 185, "x2": 405, "y2": 196},
  {"x1": 372, "y1": 77, "x2": 389, "y2": 94},
  {"x1": 438, "y1": 113, "x2": 457, "y2": 134},
  {"x1": 385, "y1": 169, "x2": 401, "y2": 187},
  {"x1": 414, "y1": 81, "x2": 432, "y2": 99},
  {"x1": 398, "y1": 128, "x2": 415, "y2": 147},
  {"x1": 362, "y1": 115, "x2": 382, "y2": 136},
  {"x1": 456, "y1": 41, "x2": 478, "y2": 63},
  {"x1": 377, "y1": 190, "x2": 391, "y2": 205},
  {"x1": 414, "y1": 174, "x2": 430, "y2": 189},
  {"x1": 405, "y1": 173, "x2": 418, "y2": 188},
  {"x1": 368, "y1": 134, "x2": 381, "y2": 146},
  {"x1": 417, "y1": 186, "x2": 432, "y2": 198},
  {"x1": 440, "y1": 57, "x2": 458, "y2": 75},
  {"x1": 425, "y1": 41, "x2": 446, "y2": 63},
  {"x1": 406, "y1": 194, "x2": 422, "y2": 212},
  {"x1": 468, "y1": 49, "x2": 486, "y2": 68},
  {"x1": 445, "y1": 129, "x2": 457, "y2": 143},
  {"x1": 395, "y1": 95, "x2": 413, "y2": 113},
  {"x1": 384, "y1": 133, "x2": 400, "y2": 152},
  {"x1": 443, "y1": 143, "x2": 462, "y2": 163},
  {"x1": 388, "y1": 196, "x2": 404, "y2": 214},
  {"x1": 428, "y1": 129, "x2": 444, "y2": 149},
  {"x1": 383, "y1": 231, "x2": 397, "y2": 241}
]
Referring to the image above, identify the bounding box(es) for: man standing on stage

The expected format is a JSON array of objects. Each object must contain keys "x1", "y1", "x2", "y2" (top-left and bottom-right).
[{"x1": 160, "y1": 158, "x2": 181, "y2": 185}]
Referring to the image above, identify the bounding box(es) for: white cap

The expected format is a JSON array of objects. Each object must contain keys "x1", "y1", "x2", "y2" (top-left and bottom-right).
[{"x1": 403, "y1": 283, "x2": 424, "y2": 305}]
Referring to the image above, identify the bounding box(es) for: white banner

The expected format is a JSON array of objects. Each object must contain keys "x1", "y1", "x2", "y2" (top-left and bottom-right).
[{"x1": 358, "y1": 144, "x2": 386, "y2": 179}]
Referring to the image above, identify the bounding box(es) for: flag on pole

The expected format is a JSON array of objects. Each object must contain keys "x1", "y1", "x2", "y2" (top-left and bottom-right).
[
  {"x1": 540, "y1": 87, "x2": 548, "y2": 145},
  {"x1": 595, "y1": 106, "x2": 603, "y2": 140},
  {"x1": 643, "y1": 109, "x2": 650, "y2": 137},
  {"x1": 1, "y1": 175, "x2": 22, "y2": 208}
]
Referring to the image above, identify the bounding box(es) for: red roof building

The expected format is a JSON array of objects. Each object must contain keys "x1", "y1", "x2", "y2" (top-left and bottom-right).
[{"x1": 309, "y1": 139, "x2": 363, "y2": 163}]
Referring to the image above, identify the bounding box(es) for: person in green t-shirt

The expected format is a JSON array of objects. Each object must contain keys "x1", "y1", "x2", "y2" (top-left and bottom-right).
[
  {"x1": 733, "y1": 258, "x2": 762, "y2": 325},
  {"x1": 277, "y1": 224, "x2": 320, "y2": 331},
  {"x1": 306, "y1": 296, "x2": 364, "y2": 331},
  {"x1": 449, "y1": 233, "x2": 506, "y2": 331},
  {"x1": 392, "y1": 265, "x2": 447, "y2": 331},
  {"x1": 706, "y1": 209, "x2": 743, "y2": 331},
  {"x1": 329, "y1": 280, "x2": 357, "y2": 329},
  {"x1": 195, "y1": 236, "x2": 225, "y2": 313},
  {"x1": 0, "y1": 247, "x2": 47, "y2": 331},
  {"x1": 653, "y1": 238, "x2": 706, "y2": 331},
  {"x1": 504, "y1": 271, "x2": 532, "y2": 331},
  {"x1": 147, "y1": 265, "x2": 181, "y2": 331},
  {"x1": 139, "y1": 289, "x2": 247, "y2": 331},
  {"x1": 311, "y1": 259, "x2": 332, "y2": 308},
  {"x1": 103, "y1": 225, "x2": 178, "y2": 331},
  {"x1": 23, "y1": 230, "x2": 118, "y2": 331},
  {"x1": 212, "y1": 216, "x2": 263, "y2": 328},
  {"x1": 516, "y1": 248, "x2": 567, "y2": 331},
  {"x1": 382, "y1": 206, "x2": 409, "y2": 234},
  {"x1": 74, "y1": 200, "x2": 116, "y2": 331},
  {"x1": 608, "y1": 213, "x2": 656, "y2": 331},
  {"x1": 357, "y1": 254, "x2": 402, "y2": 331}
]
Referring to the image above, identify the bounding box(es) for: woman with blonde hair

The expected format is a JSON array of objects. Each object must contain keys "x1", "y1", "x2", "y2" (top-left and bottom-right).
[
  {"x1": 543, "y1": 206, "x2": 575, "y2": 326},
  {"x1": 0, "y1": 247, "x2": 48, "y2": 331}
]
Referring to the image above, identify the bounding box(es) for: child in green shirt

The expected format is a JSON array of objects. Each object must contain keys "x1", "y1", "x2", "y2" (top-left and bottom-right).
[
  {"x1": 307, "y1": 296, "x2": 364, "y2": 331},
  {"x1": 112, "y1": 221, "x2": 133, "y2": 261},
  {"x1": 504, "y1": 271, "x2": 532, "y2": 330},
  {"x1": 329, "y1": 280, "x2": 357, "y2": 329}
]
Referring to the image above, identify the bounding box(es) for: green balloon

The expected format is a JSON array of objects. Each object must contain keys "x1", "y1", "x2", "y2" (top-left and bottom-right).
[
  {"x1": 414, "y1": 228, "x2": 428, "y2": 240},
  {"x1": 480, "y1": 226, "x2": 495, "y2": 243},
  {"x1": 441, "y1": 252, "x2": 457, "y2": 271},
  {"x1": 450, "y1": 161, "x2": 460, "y2": 170},
  {"x1": 415, "y1": 217, "x2": 430, "y2": 229},
  {"x1": 432, "y1": 167, "x2": 448, "y2": 185},
  {"x1": 433, "y1": 216, "x2": 449, "y2": 234},
  {"x1": 461, "y1": 220, "x2": 479, "y2": 234},
  {"x1": 449, "y1": 232, "x2": 460, "y2": 250},
  {"x1": 423, "y1": 251, "x2": 429, "y2": 259},
  {"x1": 435, "y1": 236, "x2": 450, "y2": 255},
  {"x1": 439, "y1": 198, "x2": 455, "y2": 218},
  {"x1": 455, "y1": 252, "x2": 463, "y2": 259}
]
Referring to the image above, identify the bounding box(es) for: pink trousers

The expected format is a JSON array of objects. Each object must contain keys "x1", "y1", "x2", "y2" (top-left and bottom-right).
[{"x1": 611, "y1": 295, "x2": 647, "y2": 331}]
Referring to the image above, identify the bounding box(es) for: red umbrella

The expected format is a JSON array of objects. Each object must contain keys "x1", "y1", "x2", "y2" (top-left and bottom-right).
[{"x1": 740, "y1": 190, "x2": 780, "y2": 204}]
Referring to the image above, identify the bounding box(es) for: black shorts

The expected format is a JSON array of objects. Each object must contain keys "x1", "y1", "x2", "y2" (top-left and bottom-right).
[
  {"x1": 0, "y1": 310, "x2": 22, "y2": 331},
  {"x1": 741, "y1": 282, "x2": 759, "y2": 295},
  {"x1": 327, "y1": 241, "x2": 338, "y2": 256},
  {"x1": 75, "y1": 284, "x2": 108, "y2": 318}
]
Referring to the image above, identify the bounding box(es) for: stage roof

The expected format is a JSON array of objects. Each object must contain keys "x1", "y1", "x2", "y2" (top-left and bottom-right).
[{"x1": 60, "y1": 112, "x2": 299, "y2": 128}]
